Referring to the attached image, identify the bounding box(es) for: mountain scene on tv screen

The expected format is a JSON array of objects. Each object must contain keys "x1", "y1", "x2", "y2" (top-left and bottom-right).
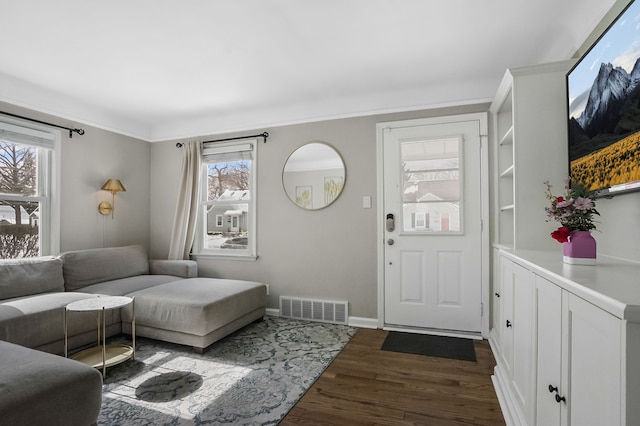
[{"x1": 569, "y1": 59, "x2": 640, "y2": 191}]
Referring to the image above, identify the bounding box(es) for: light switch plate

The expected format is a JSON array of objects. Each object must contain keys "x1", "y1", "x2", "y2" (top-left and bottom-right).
[{"x1": 362, "y1": 196, "x2": 371, "y2": 209}]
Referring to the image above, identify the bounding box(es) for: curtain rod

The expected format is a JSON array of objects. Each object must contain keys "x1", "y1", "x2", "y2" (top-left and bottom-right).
[
  {"x1": 176, "y1": 131, "x2": 269, "y2": 148},
  {"x1": 0, "y1": 111, "x2": 85, "y2": 138}
]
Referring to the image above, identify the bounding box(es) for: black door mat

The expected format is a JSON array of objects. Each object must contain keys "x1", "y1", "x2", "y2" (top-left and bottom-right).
[{"x1": 381, "y1": 332, "x2": 477, "y2": 362}]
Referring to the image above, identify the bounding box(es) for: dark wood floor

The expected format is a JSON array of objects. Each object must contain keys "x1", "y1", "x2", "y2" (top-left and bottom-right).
[{"x1": 280, "y1": 328, "x2": 506, "y2": 426}]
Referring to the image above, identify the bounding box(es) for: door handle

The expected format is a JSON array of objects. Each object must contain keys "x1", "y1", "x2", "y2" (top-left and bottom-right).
[
  {"x1": 386, "y1": 213, "x2": 395, "y2": 232},
  {"x1": 549, "y1": 384, "x2": 566, "y2": 403}
]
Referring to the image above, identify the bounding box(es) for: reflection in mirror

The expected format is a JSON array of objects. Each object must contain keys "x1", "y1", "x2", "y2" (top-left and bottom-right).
[{"x1": 283, "y1": 142, "x2": 346, "y2": 210}]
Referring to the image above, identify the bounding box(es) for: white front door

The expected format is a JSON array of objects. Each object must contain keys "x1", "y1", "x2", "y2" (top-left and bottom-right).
[
  {"x1": 379, "y1": 114, "x2": 486, "y2": 334},
  {"x1": 230, "y1": 215, "x2": 240, "y2": 232}
]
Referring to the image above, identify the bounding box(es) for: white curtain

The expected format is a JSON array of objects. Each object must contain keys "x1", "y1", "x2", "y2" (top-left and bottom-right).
[{"x1": 168, "y1": 141, "x2": 202, "y2": 260}]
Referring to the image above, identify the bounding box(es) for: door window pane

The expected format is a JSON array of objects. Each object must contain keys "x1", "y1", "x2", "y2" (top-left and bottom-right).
[{"x1": 401, "y1": 137, "x2": 462, "y2": 233}]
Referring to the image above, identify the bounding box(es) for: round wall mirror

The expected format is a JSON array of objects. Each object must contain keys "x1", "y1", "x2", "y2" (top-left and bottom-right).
[{"x1": 283, "y1": 142, "x2": 346, "y2": 210}]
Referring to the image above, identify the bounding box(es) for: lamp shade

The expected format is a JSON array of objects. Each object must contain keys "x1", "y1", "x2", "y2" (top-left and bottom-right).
[{"x1": 101, "y1": 179, "x2": 126, "y2": 193}]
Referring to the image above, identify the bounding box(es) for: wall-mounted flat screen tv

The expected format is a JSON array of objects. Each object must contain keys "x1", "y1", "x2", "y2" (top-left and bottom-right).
[{"x1": 567, "y1": 0, "x2": 640, "y2": 196}]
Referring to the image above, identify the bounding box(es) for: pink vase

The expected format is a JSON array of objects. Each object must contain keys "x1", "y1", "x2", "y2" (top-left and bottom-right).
[{"x1": 563, "y1": 230, "x2": 596, "y2": 265}]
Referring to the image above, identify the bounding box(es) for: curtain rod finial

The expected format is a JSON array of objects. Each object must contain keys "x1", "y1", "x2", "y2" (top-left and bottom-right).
[{"x1": 68, "y1": 128, "x2": 85, "y2": 138}]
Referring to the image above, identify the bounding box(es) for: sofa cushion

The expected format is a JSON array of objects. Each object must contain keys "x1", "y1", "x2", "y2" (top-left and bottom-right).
[
  {"x1": 0, "y1": 292, "x2": 120, "y2": 351},
  {"x1": 77, "y1": 274, "x2": 183, "y2": 296},
  {"x1": 61, "y1": 245, "x2": 149, "y2": 291},
  {"x1": 0, "y1": 256, "x2": 64, "y2": 300},
  {"x1": 149, "y1": 259, "x2": 198, "y2": 278}
]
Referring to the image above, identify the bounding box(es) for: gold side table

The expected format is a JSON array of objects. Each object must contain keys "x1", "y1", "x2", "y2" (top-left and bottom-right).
[{"x1": 64, "y1": 295, "x2": 135, "y2": 377}]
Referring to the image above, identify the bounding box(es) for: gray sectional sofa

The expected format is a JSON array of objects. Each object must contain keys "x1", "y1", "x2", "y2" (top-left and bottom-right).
[
  {"x1": 0, "y1": 244, "x2": 267, "y2": 426},
  {"x1": 0, "y1": 244, "x2": 267, "y2": 354}
]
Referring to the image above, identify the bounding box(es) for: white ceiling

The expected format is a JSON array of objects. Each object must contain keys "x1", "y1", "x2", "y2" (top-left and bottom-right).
[{"x1": 0, "y1": 0, "x2": 617, "y2": 142}]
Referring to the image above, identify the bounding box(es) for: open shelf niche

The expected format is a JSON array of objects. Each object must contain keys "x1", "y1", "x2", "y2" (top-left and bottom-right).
[{"x1": 489, "y1": 60, "x2": 575, "y2": 251}]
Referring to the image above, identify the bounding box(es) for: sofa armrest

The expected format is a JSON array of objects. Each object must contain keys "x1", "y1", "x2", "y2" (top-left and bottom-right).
[{"x1": 149, "y1": 260, "x2": 197, "y2": 278}]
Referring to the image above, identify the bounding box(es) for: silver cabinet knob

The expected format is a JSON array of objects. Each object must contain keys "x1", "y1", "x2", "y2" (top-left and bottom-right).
[{"x1": 387, "y1": 239, "x2": 394, "y2": 245}]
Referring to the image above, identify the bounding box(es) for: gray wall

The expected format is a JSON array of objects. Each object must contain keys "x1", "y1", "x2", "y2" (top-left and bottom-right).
[
  {"x1": 149, "y1": 104, "x2": 489, "y2": 319},
  {"x1": 150, "y1": 101, "x2": 640, "y2": 320},
  {"x1": 0, "y1": 102, "x2": 151, "y2": 253},
  {"x1": 4, "y1": 96, "x2": 636, "y2": 320},
  {"x1": 595, "y1": 194, "x2": 640, "y2": 262}
]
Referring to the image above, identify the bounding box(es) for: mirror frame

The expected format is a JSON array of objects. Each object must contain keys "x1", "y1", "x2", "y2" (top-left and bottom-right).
[{"x1": 282, "y1": 141, "x2": 346, "y2": 210}]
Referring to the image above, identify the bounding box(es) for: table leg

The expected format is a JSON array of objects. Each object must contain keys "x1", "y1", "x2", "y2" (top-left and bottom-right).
[
  {"x1": 132, "y1": 297, "x2": 136, "y2": 360},
  {"x1": 96, "y1": 311, "x2": 100, "y2": 345},
  {"x1": 64, "y1": 307, "x2": 68, "y2": 358},
  {"x1": 102, "y1": 307, "x2": 106, "y2": 377}
]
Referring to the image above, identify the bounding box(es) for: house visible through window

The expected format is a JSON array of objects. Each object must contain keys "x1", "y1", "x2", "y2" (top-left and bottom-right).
[
  {"x1": 0, "y1": 120, "x2": 59, "y2": 259},
  {"x1": 401, "y1": 137, "x2": 462, "y2": 233},
  {"x1": 195, "y1": 140, "x2": 256, "y2": 258}
]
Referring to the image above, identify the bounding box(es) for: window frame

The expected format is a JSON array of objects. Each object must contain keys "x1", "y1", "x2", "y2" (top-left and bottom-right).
[
  {"x1": 0, "y1": 117, "x2": 61, "y2": 258},
  {"x1": 192, "y1": 139, "x2": 257, "y2": 260}
]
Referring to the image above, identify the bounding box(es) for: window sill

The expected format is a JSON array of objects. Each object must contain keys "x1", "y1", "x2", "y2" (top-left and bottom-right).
[{"x1": 191, "y1": 252, "x2": 258, "y2": 261}]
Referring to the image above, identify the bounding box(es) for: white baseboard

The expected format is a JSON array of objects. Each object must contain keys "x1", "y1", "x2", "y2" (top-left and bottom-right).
[
  {"x1": 266, "y1": 309, "x2": 378, "y2": 329},
  {"x1": 348, "y1": 317, "x2": 378, "y2": 328},
  {"x1": 265, "y1": 308, "x2": 280, "y2": 316},
  {"x1": 492, "y1": 371, "x2": 515, "y2": 426}
]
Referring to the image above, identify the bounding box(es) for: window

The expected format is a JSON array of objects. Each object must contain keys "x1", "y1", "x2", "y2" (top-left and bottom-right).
[
  {"x1": 413, "y1": 212, "x2": 428, "y2": 229},
  {"x1": 0, "y1": 119, "x2": 59, "y2": 259},
  {"x1": 401, "y1": 137, "x2": 462, "y2": 233},
  {"x1": 194, "y1": 140, "x2": 256, "y2": 258}
]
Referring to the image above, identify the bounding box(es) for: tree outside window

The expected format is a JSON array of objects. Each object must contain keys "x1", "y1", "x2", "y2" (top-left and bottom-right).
[{"x1": 0, "y1": 141, "x2": 40, "y2": 258}]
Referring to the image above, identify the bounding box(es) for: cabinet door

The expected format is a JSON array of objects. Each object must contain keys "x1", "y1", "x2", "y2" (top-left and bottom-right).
[
  {"x1": 495, "y1": 255, "x2": 538, "y2": 425},
  {"x1": 567, "y1": 294, "x2": 622, "y2": 426},
  {"x1": 492, "y1": 251, "x2": 504, "y2": 347},
  {"x1": 511, "y1": 262, "x2": 536, "y2": 424},
  {"x1": 535, "y1": 276, "x2": 562, "y2": 426},
  {"x1": 499, "y1": 255, "x2": 514, "y2": 374}
]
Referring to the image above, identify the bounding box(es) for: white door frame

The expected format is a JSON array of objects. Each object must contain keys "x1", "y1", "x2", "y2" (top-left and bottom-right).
[{"x1": 376, "y1": 112, "x2": 490, "y2": 338}]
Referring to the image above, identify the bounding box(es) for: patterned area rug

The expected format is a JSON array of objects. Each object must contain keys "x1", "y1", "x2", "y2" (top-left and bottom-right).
[{"x1": 98, "y1": 317, "x2": 356, "y2": 425}]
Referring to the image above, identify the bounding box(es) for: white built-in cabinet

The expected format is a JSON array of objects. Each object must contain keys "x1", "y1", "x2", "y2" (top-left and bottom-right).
[
  {"x1": 493, "y1": 254, "x2": 537, "y2": 426},
  {"x1": 487, "y1": 60, "x2": 638, "y2": 425},
  {"x1": 536, "y1": 276, "x2": 622, "y2": 426},
  {"x1": 489, "y1": 58, "x2": 640, "y2": 425},
  {"x1": 490, "y1": 248, "x2": 640, "y2": 426},
  {"x1": 490, "y1": 60, "x2": 574, "y2": 251}
]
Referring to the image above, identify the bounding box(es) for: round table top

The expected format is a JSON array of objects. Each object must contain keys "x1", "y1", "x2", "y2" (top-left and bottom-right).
[{"x1": 66, "y1": 295, "x2": 132, "y2": 312}]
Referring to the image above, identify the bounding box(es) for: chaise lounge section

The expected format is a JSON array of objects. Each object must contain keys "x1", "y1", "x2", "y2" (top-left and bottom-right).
[
  {"x1": 61, "y1": 245, "x2": 267, "y2": 353},
  {"x1": 122, "y1": 278, "x2": 267, "y2": 353}
]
